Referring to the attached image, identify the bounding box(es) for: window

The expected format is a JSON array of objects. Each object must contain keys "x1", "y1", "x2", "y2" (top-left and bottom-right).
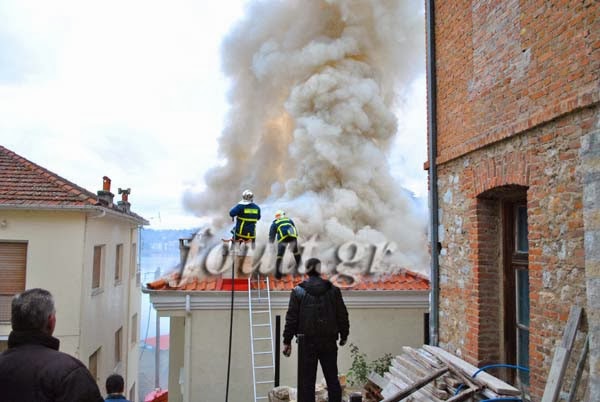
[
  {"x1": 115, "y1": 244, "x2": 123, "y2": 283},
  {"x1": 513, "y1": 205, "x2": 530, "y2": 387},
  {"x1": 131, "y1": 313, "x2": 138, "y2": 344},
  {"x1": 92, "y1": 245, "x2": 105, "y2": 290},
  {"x1": 115, "y1": 327, "x2": 123, "y2": 365},
  {"x1": 130, "y1": 242, "x2": 137, "y2": 278},
  {"x1": 0, "y1": 242, "x2": 27, "y2": 322},
  {"x1": 503, "y1": 200, "x2": 529, "y2": 389},
  {"x1": 89, "y1": 348, "x2": 100, "y2": 381}
]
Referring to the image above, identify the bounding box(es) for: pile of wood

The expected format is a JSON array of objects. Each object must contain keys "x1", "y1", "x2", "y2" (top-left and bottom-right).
[{"x1": 364, "y1": 345, "x2": 522, "y2": 402}]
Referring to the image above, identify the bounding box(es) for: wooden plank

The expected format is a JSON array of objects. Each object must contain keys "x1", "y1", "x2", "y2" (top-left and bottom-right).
[
  {"x1": 566, "y1": 334, "x2": 589, "y2": 402},
  {"x1": 368, "y1": 371, "x2": 389, "y2": 389},
  {"x1": 403, "y1": 346, "x2": 442, "y2": 369},
  {"x1": 391, "y1": 360, "x2": 444, "y2": 401},
  {"x1": 423, "y1": 345, "x2": 521, "y2": 396},
  {"x1": 389, "y1": 365, "x2": 435, "y2": 401},
  {"x1": 381, "y1": 367, "x2": 449, "y2": 402},
  {"x1": 395, "y1": 355, "x2": 449, "y2": 399},
  {"x1": 445, "y1": 386, "x2": 479, "y2": 402},
  {"x1": 382, "y1": 373, "x2": 404, "y2": 399},
  {"x1": 542, "y1": 306, "x2": 583, "y2": 402}
]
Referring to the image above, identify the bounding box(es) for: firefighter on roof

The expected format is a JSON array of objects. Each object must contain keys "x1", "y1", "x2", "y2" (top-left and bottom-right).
[
  {"x1": 229, "y1": 189, "x2": 261, "y2": 245},
  {"x1": 269, "y1": 210, "x2": 301, "y2": 279}
]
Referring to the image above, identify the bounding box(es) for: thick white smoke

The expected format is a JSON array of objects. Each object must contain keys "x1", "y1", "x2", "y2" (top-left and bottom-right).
[{"x1": 183, "y1": 0, "x2": 428, "y2": 273}]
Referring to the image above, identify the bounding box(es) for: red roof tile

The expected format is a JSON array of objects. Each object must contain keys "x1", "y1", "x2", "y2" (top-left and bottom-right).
[
  {"x1": 0, "y1": 145, "x2": 147, "y2": 223},
  {"x1": 146, "y1": 270, "x2": 430, "y2": 292}
]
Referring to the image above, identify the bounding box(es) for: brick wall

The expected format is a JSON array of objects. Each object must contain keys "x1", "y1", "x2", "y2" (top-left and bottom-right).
[
  {"x1": 434, "y1": 0, "x2": 599, "y2": 165},
  {"x1": 436, "y1": 106, "x2": 597, "y2": 399}
]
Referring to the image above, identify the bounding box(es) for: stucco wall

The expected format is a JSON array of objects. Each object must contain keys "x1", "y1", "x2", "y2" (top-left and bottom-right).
[
  {"x1": 79, "y1": 214, "x2": 141, "y2": 397},
  {"x1": 0, "y1": 210, "x2": 86, "y2": 353}
]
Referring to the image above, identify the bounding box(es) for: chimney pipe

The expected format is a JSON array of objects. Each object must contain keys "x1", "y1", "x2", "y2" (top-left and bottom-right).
[
  {"x1": 97, "y1": 176, "x2": 114, "y2": 207},
  {"x1": 118, "y1": 188, "x2": 131, "y2": 213},
  {"x1": 102, "y1": 176, "x2": 111, "y2": 191}
]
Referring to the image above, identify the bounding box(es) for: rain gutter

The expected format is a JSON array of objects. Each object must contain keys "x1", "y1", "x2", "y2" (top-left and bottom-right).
[
  {"x1": 426, "y1": 0, "x2": 440, "y2": 346},
  {"x1": 0, "y1": 204, "x2": 149, "y2": 225}
]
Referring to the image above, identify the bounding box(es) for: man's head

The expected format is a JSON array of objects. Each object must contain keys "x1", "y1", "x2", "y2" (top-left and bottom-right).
[
  {"x1": 305, "y1": 258, "x2": 321, "y2": 276},
  {"x1": 11, "y1": 288, "x2": 56, "y2": 335},
  {"x1": 106, "y1": 374, "x2": 125, "y2": 395}
]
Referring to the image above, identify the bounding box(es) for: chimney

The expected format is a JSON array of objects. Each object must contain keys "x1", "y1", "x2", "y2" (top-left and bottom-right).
[
  {"x1": 118, "y1": 188, "x2": 131, "y2": 213},
  {"x1": 97, "y1": 176, "x2": 114, "y2": 206}
]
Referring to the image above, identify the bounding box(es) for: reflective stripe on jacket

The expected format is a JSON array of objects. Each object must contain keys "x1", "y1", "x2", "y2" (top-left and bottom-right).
[
  {"x1": 269, "y1": 217, "x2": 298, "y2": 243},
  {"x1": 229, "y1": 203, "x2": 261, "y2": 239}
]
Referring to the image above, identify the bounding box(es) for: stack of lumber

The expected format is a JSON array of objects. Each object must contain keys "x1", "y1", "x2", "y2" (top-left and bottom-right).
[{"x1": 364, "y1": 345, "x2": 522, "y2": 402}]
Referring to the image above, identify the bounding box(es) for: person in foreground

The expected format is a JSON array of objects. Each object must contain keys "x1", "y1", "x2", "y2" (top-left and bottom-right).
[
  {"x1": 0, "y1": 288, "x2": 104, "y2": 402},
  {"x1": 282, "y1": 258, "x2": 350, "y2": 402},
  {"x1": 105, "y1": 374, "x2": 131, "y2": 401}
]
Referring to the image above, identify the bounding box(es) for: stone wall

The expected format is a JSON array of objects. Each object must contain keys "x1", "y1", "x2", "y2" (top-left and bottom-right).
[
  {"x1": 436, "y1": 105, "x2": 598, "y2": 399},
  {"x1": 582, "y1": 114, "x2": 600, "y2": 401}
]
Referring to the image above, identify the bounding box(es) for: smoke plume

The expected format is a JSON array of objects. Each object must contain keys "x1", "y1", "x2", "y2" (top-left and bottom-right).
[{"x1": 183, "y1": 0, "x2": 428, "y2": 272}]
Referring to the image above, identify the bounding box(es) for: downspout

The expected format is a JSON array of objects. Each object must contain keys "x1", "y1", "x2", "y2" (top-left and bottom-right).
[
  {"x1": 184, "y1": 294, "x2": 192, "y2": 402},
  {"x1": 426, "y1": 0, "x2": 440, "y2": 347}
]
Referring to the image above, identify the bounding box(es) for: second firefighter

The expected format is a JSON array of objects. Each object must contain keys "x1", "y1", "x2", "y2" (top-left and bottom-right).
[{"x1": 269, "y1": 210, "x2": 301, "y2": 279}]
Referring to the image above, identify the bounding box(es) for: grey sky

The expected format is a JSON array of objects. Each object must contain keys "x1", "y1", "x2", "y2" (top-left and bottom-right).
[{"x1": 0, "y1": 0, "x2": 427, "y2": 229}]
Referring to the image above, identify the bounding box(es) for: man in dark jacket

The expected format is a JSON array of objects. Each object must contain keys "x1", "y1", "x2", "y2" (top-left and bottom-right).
[
  {"x1": 0, "y1": 288, "x2": 104, "y2": 402},
  {"x1": 283, "y1": 258, "x2": 350, "y2": 402},
  {"x1": 268, "y1": 209, "x2": 301, "y2": 279}
]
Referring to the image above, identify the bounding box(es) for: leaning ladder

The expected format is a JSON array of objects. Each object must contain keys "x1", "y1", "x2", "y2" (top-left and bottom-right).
[{"x1": 248, "y1": 274, "x2": 275, "y2": 401}]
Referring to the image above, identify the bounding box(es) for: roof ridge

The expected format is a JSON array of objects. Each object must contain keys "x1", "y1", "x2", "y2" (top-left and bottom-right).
[{"x1": 0, "y1": 145, "x2": 98, "y2": 204}]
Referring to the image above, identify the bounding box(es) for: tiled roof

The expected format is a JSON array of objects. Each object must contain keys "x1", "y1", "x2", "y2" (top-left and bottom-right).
[
  {"x1": 0, "y1": 145, "x2": 147, "y2": 223},
  {"x1": 146, "y1": 270, "x2": 430, "y2": 292}
]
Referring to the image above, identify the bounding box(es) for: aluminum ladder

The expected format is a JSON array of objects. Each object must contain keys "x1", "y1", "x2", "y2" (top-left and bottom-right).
[{"x1": 248, "y1": 273, "x2": 275, "y2": 401}]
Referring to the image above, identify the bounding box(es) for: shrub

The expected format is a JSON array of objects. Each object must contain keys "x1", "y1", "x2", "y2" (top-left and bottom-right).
[{"x1": 347, "y1": 343, "x2": 393, "y2": 387}]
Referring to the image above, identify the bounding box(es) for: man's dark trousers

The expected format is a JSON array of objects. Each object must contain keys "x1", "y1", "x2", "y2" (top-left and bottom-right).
[{"x1": 299, "y1": 337, "x2": 341, "y2": 402}]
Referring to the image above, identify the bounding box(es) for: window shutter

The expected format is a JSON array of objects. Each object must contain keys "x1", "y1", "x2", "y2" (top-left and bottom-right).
[{"x1": 0, "y1": 242, "x2": 27, "y2": 322}]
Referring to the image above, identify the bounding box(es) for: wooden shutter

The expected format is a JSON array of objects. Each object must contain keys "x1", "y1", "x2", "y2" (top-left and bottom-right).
[{"x1": 0, "y1": 242, "x2": 27, "y2": 322}]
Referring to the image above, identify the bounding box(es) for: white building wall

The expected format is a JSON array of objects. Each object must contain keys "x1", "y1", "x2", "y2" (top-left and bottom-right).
[
  {"x1": 0, "y1": 208, "x2": 142, "y2": 397},
  {"x1": 79, "y1": 214, "x2": 141, "y2": 393},
  {"x1": 151, "y1": 290, "x2": 428, "y2": 402},
  {"x1": 0, "y1": 210, "x2": 86, "y2": 356}
]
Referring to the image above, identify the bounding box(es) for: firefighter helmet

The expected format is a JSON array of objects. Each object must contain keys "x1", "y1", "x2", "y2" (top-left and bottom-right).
[
  {"x1": 242, "y1": 189, "x2": 254, "y2": 202},
  {"x1": 274, "y1": 210, "x2": 285, "y2": 219}
]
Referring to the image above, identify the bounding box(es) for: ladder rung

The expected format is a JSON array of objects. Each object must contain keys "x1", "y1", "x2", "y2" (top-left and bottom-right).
[
  {"x1": 256, "y1": 397, "x2": 269, "y2": 400},
  {"x1": 255, "y1": 365, "x2": 274, "y2": 369},
  {"x1": 252, "y1": 310, "x2": 269, "y2": 314},
  {"x1": 253, "y1": 323, "x2": 270, "y2": 327},
  {"x1": 254, "y1": 351, "x2": 272, "y2": 355},
  {"x1": 254, "y1": 337, "x2": 271, "y2": 341},
  {"x1": 256, "y1": 380, "x2": 274, "y2": 384}
]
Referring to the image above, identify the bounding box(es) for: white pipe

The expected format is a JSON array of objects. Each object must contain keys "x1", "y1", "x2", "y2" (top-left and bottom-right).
[
  {"x1": 155, "y1": 313, "x2": 160, "y2": 389},
  {"x1": 184, "y1": 294, "x2": 192, "y2": 402}
]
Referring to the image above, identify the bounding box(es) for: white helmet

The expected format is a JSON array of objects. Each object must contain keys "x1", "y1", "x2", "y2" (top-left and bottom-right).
[
  {"x1": 274, "y1": 210, "x2": 285, "y2": 219},
  {"x1": 242, "y1": 189, "x2": 254, "y2": 202}
]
